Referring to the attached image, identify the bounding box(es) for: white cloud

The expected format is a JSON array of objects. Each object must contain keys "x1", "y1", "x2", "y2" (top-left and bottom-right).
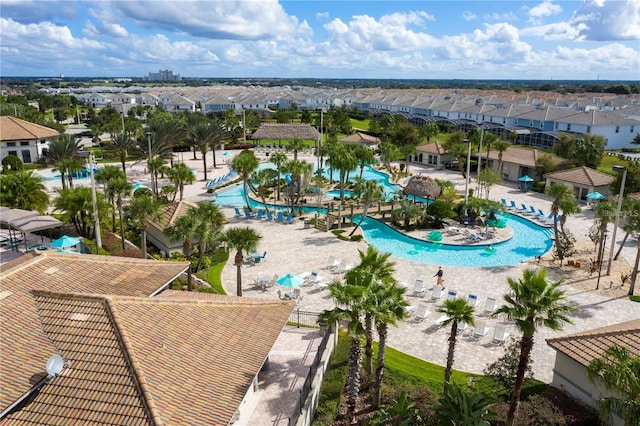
[
  {"x1": 520, "y1": 21, "x2": 588, "y2": 41},
  {"x1": 462, "y1": 11, "x2": 477, "y2": 22},
  {"x1": 571, "y1": 0, "x2": 640, "y2": 40},
  {"x1": 528, "y1": 1, "x2": 563, "y2": 25},
  {"x1": 316, "y1": 12, "x2": 330, "y2": 21}
]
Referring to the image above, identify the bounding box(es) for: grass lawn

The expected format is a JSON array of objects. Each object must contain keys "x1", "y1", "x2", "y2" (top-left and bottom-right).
[
  {"x1": 598, "y1": 154, "x2": 629, "y2": 174},
  {"x1": 350, "y1": 118, "x2": 369, "y2": 131}
]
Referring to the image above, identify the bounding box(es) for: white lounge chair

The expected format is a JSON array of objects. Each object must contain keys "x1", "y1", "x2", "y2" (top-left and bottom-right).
[
  {"x1": 333, "y1": 260, "x2": 353, "y2": 274},
  {"x1": 473, "y1": 321, "x2": 489, "y2": 338},
  {"x1": 493, "y1": 325, "x2": 510, "y2": 343},
  {"x1": 446, "y1": 290, "x2": 458, "y2": 300},
  {"x1": 324, "y1": 256, "x2": 341, "y2": 270},
  {"x1": 431, "y1": 286, "x2": 443, "y2": 301},
  {"x1": 413, "y1": 279, "x2": 426, "y2": 296},
  {"x1": 414, "y1": 303, "x2": 430, "y2": 321},
  {"x1": 431, "y1": 314, "x2": 449, "y2": 326},
  {"x1": 467, "y1": 294, "x2": 479, "y2": 308},
  {"x1": 483, "y1": 297, "x2": 497, "y2": 315}
]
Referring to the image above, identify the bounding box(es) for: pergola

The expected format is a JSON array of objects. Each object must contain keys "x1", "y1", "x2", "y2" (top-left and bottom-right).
[
  {"x1": 0, "y1": 207, "x2": 63, "y2": 250},
  {"x1": 251, "y1": 123, "x2": 320, "y2": 141}
]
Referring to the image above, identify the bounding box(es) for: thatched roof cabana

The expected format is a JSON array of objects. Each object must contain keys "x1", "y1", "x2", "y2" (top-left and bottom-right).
[
  {"x1": 251, "y1": 123, "x2": 319, "y2": 140},
  {"x1": 403, "y1": 175, "x2": 441, "y2": 199}
]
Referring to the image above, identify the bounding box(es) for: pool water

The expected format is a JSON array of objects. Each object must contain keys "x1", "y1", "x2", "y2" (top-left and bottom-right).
[{"x1": 214, "y1": 164, "x2": 553, "y2": 267}]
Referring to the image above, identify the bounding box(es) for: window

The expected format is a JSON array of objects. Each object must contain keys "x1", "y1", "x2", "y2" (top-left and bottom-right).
[
  {"x1": 21, "y1": 150, "x2": 31, "y2": 164},
  {"x1": 632, "y1": 126, "x2": 635, "y2": 133},
  {"x1": 586, "y1": 126, "x2": 591, "y2": 133},
  {"x1": 7, "y1": 142, "x2": 16, "y2": 147},
  {"x1": 615, "y1": 126, "x2": 620, "y2": 133},
  {"x1": 8, "y1": 150, "x2": 17, "y2": 157},
  {"x1": 20, "y1": 141, "x2": 29, "y2": 146},
  {"x1": 567, "y1": 124, "x2": 571, "y2": 131}
]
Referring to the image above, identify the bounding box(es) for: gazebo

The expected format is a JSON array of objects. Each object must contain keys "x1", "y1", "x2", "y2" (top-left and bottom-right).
[{"x1": 403, "y1": 175, "x2": 441, "y2": 201}]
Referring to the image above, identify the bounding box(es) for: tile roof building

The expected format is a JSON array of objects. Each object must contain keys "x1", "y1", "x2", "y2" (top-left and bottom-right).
[
  {"x1": 546, "y1": 319, "x2": 640, "y2": 426},
  {"x1": 0, "y1": 116, "x2": 59, "y2": 165},
  {"x1": 544, "y1": 166, "x2": 615, "y2": 201},
  {"x1": 0, "y1": 252, "x2": 294, "y2": 424}
]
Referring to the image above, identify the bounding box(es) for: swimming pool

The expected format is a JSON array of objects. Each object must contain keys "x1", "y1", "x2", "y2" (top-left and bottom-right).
[
  {"x1": 214, "y1": 165, "x2": 553, "y2": 267},
  {"x1": 359, "y1": 215, "x2": 553, "y2": 268}
]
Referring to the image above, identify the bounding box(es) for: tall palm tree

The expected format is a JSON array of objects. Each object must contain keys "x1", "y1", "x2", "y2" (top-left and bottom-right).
[
  {"x1": 0, "y1": 170, "x2": 50, "y2": 213},
  {"x1": 286, "y1": 138, "x2": 306, "y2": 160},
  {"x1": 493, "y1": 140, "x2": 511, "y2": 174},
  {"x1": 105, "y1": 177, "x2": 131, "y2": 252},
  {"x1": 594, "y1": 201, "x2": 617, "y2": 266},
  {"x1": 389, "y1": 122, "x2": 420, "y2": 174},
  {"x1": 270, "y1": 152, "x2": 287, "y2": 202},
  {"x1": 348, "y1": 177, "x2": 385, "y2": 236},
  {"x1": 587, "y1": 344, "x2": 640, "y2": 425},
  {"x1": 250, "y1": 168, "x2": 276, "y2": 212},
  {"x1": 124, "y1": 194, "x2": 162, "y2": 259},
  {"x1": 107, "y1": 132, "x2": 138, "y2": 178},
  {"x1": 95, "y1": 165, "x2": 125, "y2": 193},
  {"x1": 191, "y1": 202, "x2": 225, "y2": 272},
  {"x1": 353, "y1": 145, "x2": 375, "y2": 179},
  {"x1": 614, "y1": 199, "x2": 640, "y2": 260},
  {"x1": 350, "y1": 247, "x2": 398, "y2": 375},
  {"x1": 491, "y1": 268, "x2": 576, "y2": 426},
  {"x1": 231, "y1": 150, "x2": 259, "y2": 210},
  {"x1": 545, "y1": 183, "x2": 576, "y2": 243},
  {"x1": 147, "y1": 158, "x2": 166, "y2": 196},
  {"x1": 318, "y1": 273, "x2": 369, "y2": 424},
  {"x1": 44, "y1": 134, "x2": 82, "y2": 190},
  {"x1": 164, "y1": 212, "x2": 200, "y2": 290},
  {"x1": 282, "y1": 159, "x2": 313, "y2": 213},
  {"x1": 372, "y1": 282, "x2": 408, "y2": 408},
  {"x1": 187, "y1": 117, "x2": 229, "y2": 180},
  {"x1": 437, "y1": 298, "x2": 476, "y2": 388},
  {"x1": 331, "y1": 144, "x2": 357, "y2": 201},
  {"x1": 167, "y1": 162, "x2": 195, "y2": 201},
  {"x1": 221, "y1": 226, "x2": 262, "y2": 296}
]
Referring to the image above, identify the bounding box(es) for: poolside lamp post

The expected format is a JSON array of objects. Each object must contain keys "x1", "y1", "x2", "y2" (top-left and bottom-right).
[
  {"x1": 596, "y1": 229, "x2": 608, "y2": 290},
  {"x1": 464, "y1": 138, "x2": 471, "y2": 204},
  {"x1": 88, "y1": 153, "x2": 102, "y2": 250},
  {"x1": 606, "y1": 165, "x2": 627, "y2": 276},
  {"x1": 629, "y1": 232, "x2": 640, "y2": 296},
  {"x1": 145, "y1": 131, "x2": 153, "y2": 186}
]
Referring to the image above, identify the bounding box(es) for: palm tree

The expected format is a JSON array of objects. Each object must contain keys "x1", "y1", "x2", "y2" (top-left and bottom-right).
[
  {"x1": 107, "y1": 132, "x2": 138, "y2": 178},
  {"x1": 44, "y1": 134, "x2": 82, "y2": 190},
  {"x1": 164, "y1": 212, "x2": 200, "y2": 290},
  {"x1": 187, "y1": 117, "x2": 229, "y2": 180},
  {"x1": 147, "y1": 158, "x2": 166, "y2": 196},
  {"x1": 105, "y1": 177, "x2": 131, "y2": 253},
  {"x1": 54, "y1": 187, "x2": 109, "y2": 239},
  {"x1": 231, "y1": 150, "x2": 259, "y2": 210},
  {"x1": 587, "y1": 344, "x2": 640, "y2": 425},
  {"x1": 493, "y1": 140, "x2": 511, "y2": 174},
  {"x1": 282, "y1": 159, "x2": 312, "y2": 213},
  {"x1": 286, "y1": 138, "x2": 306, "y2": 160},
  {"x1": 95, "y1": 165, "x2": 125, "y2": 192},
  {"x1": 270, "y1": 152, "x2": 287, "y2": 201},
  {"x1": 0, "y1": 170, "x2": 50, "y2": 213},
  {"x1": 348, "y1": 177, "x2": 385, "y2": 236},
  {"x1": 167, "y1": 162, "x2": 195, "y2": 201},
  {"x1": 124, "y1": 193, "x2": 162, "y2": 259},
  {"x1": 331, "y1": 144, "x2": 357, "y2": 201},
  {"x1": 545, "y1": 183, "x2": 576, "y2": 243},
  {"x1": 437, "y1": 298, "x2": 476, "y2": 388},
  {"x1": 221, "y1": 226, "x2": 262, "y2": 296},
  {"x1": 594, "y1": 201, "x2": 617, "y2": 267},
  {"x1": 250, "y1": 168, "x2": 276, "y2": 212},
  {"x1": 191, "y1": 202, "x2": 225, "y2": 272},
  {"x1": 353, "y1": 145, "x2": 375, "y2": 178},
  {"x1": 372, "y1": 283, "x2": 408, "y2": 408},
  {"x1": 318, "y1": 273, "x2": 369, "y2": 424},
  {"x1": 491, "y1": 268, "x2": 576, "y2": 426},
  {"x1": 390, "y1": 122, "x2": 420, "y2": 174}
]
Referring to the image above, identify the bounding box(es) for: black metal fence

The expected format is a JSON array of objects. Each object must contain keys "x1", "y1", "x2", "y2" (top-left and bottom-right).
[
  {"x1": 287, "y1": 309, "x2": 320, "y2": 328},
  {"x1": 288, "y1": 321, "x2": 334, "y2": 426}
]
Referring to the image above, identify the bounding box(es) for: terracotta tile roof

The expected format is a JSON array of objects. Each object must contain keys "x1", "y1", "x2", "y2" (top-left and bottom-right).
[
  {"x1": 0, "y1": 253, "x2": 188, "y2": 412},
  {"x1": 251, "y1": 123, "x2": 320, "y2": 140},
  {"x1": 482, "y1": 146, "x2": 571, "y2": 168},
  {"x1": 147, "y1": 200, "x2": 197, "y2": 231},
  {"x1": 0, "y1": 116, "x2": 59, "y2": 141},
  {"x1": 1, "y1": 290, "x2": 294, "y2": 425},
  {"x1": 547, "y1": 319, "x2": 640, "y2": 367},
  {"x1": 416, "y1": 141, "x2": 448, "y2": 155},
  {"x1": 628, "y1": 192, "x2": 640, "y2": 200},
  {"x1": 339, "y1": 132, "x2": 380, "y2": 146},
  {"x1": 543, "y1": 166, "x2": 615, "y2": 187}
]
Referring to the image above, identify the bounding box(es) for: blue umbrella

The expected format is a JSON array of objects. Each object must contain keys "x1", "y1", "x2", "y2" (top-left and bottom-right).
[
  {"x1": 51, "y1": 235, "x2": 81, "y2": 248},
  {"x1": 518, "y1": 175, "x2": 534, "y2": 182},
  {"x1": 276, "y1": 273, "x2": 304, "y2": 287},
  {"x1": 586, "y1": 191, "x2": 606, "y2": 200},
  {"x1": 132, "y1": 183, "x2": 149, "y2": 191}
]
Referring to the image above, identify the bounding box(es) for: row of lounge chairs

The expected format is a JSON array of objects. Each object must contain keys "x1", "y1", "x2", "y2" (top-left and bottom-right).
[
  {"x1": 323, "y1": 256, "x2": 353, "y2": 274},
  {"x1": 501, "y1": 199, "x2": 560, "y2": 225},
  {"x1": 204, "y1": 171, "x2": 237, "y2": 188},
  {"x1": 234, "y1": 208, "x2": 296, "y2": 224}
]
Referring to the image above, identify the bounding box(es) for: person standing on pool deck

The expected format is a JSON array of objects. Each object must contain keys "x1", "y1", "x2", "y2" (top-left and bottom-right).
[{"x1": 434, "y1": 266, "x2": 444, "y2": 289}]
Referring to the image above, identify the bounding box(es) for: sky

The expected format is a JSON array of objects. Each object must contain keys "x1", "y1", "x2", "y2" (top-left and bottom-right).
[{"x1": 1, "y1": 0, "x2": 639, "y2": 80}]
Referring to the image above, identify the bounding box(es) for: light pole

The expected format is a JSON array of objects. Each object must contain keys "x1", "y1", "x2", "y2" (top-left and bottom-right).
[
  {"x1": 89, "y1": 153, "x2": 102, "y2": 250},
  {"x1": 629, "y1": 232, "x2": 639, "y2": 296},
  {"x1": 476, "y1": 128, "x2": 484, "y2": 197},
  {"x1": 596, "y1": 229, "x2": 608, "y2": 290},
  {"x1": 146, "y1": 131, "x2": 153, "y2": 193},
  {"x1": 463, "y1": 138, "x2": 471, "y2": 204},
  {"x1": 606, "y1": 165, "x2": 627, "y2": 275}
]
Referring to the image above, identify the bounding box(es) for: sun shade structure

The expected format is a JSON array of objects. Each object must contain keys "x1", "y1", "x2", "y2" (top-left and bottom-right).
[
  {"x1": 518, "y1": 175, "x2": 534, "y2": 182},
  {"x1": 10, "y1": 215, "x2": 63, "y2": 234},
  {"x1": 50, "y1": 235, "x2": 81, "y2": 248},
  {"x1": 402, "y1": 175, "x2": 441, "y2": 199},
  {"x1": 276, "y1": 273, "x2": 304, "y2": 287},
  {"x1": 251, "y1": 123, "x2": 320, "y2": 140}
]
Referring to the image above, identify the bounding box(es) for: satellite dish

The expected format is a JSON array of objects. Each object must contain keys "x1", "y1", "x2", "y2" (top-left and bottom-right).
[{"x1": 46, "y1": 354, "x2": 64, "y2": 376}]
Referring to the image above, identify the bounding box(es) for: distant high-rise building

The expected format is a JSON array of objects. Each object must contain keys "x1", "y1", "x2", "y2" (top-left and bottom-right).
[{"x1": 146, "y1": 69, "x2": 181, "y2": 81}]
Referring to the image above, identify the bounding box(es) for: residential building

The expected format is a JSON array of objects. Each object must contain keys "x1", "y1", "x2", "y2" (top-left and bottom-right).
[{"x1": 0, "y1": 116, "x2": 59, "y2": 165}]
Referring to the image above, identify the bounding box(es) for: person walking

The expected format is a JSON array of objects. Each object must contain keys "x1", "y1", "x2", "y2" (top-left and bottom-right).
[{"x1": 434, "y1": 266, "x2": 445, "y2": 289}]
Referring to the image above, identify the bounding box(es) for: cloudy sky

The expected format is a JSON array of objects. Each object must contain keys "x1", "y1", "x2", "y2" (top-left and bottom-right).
[{"x1": 1, "y1": 0, "x2": 639, "y2": 80}]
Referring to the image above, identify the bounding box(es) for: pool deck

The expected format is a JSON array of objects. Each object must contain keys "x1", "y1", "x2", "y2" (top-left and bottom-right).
[{"x1": 14, "y1": 149, "x2": 639, "y2": 425}]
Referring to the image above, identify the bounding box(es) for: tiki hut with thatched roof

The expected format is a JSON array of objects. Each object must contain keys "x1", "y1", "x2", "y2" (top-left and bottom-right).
[
  {"x1": 251, "y1": 123, "x2": 320, "y2": 141},
  {"x1": 403, "y1": 175, "x2": 441, "y2": 200}
]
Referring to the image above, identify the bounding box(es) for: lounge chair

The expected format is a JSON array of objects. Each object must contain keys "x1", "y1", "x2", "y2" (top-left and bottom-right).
[
  {"x1": 255, "y1": 209, "x2": 265, "y2": 219},
  {"x1": 413, "y1": 279, "x2": 426, "y2": 296},
  {"x1": 492, "y1": 325, "x2": 510, "y2": 343},
  {"x1": 518, "y1": 203, "x2": 528, "y2": 212},
  {"x1": 324, "y1": 256, "x2": 341, "y2": 270},
  {"x1": 467, "y1": 294, "x2": 479, "y2": 308},
  {"x1": 414, "y1": 303, "x2": 430, "y2": 321},
  {"x1": 537, "y1": 209, "x2": 546, "y2": 220},
  {"x1": 276, "y1": 211, "x2": 285, "y2": 223},
  {"x1": 527, "y1": 206, "x2": 537, "y2": 215},
  {"x1": 483, "y1": 297, "x2": 497, "y2": 315},
  {"x1": 285, "y1": 214, "x2": 295, "y2": 224},
  {"x1": 501, "y1": 198, "x2": 508, "y2": 207},
  {"x1": 473, "y1": 321, "x2": 489, "y2": 338},
  {"x1": 446, "y1": 290, "x2": 457, "y2": 300},
  {"x1": 543, "y1": 213, "x2": 555, "y2": 224},
  {"x1": 234, "y1": 208, "x2": 243, "y2": 218},
  {"x1": 431, "y1": 286, "x2": 443, "y2": 301},
  {"x1": 508, "y1": 200, "x2": 517, "y2": 210},
  {"x1": 333, "y1": 260, "x2": 353, "y2": 274},
  {"x1": 244, "y1": 210, "x2": 256, "y2": 219},
  {"x1": 266, "y1": 211, "x2": 274, "y2": 221},
  {"x1": 431, "y1": 314, "x2": 449, "y2": 326}
]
